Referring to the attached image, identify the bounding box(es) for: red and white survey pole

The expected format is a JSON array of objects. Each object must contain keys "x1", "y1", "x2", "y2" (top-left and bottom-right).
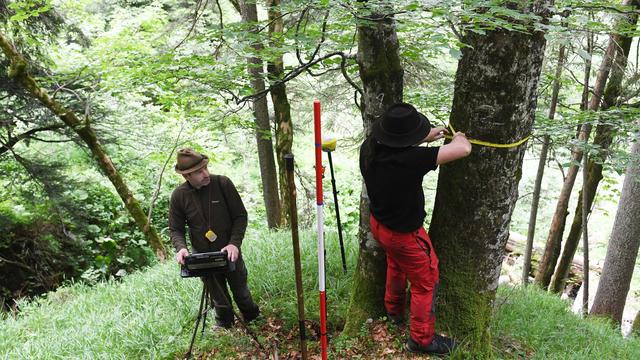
[{"x1": 314, "y1": 99, "x2": 328, "y2": 360}]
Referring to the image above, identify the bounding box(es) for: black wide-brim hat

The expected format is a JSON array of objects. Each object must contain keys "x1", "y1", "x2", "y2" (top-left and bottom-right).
[{"x1": 372, "y1": 103, "x2": 432, "y2": 148}]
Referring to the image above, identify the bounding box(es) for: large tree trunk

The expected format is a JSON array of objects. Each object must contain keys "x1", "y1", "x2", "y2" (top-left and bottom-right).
[
  {"x1": 0, "y1": 32, "x2": 167, "y2": 260},
  {"x1": 589, "y1": 134, "x2": 640, "y2": 323},
  {"x1": 523, "y1": 43, "x2": 565, "y2": 285},
  {"x1": 549, "y1": 0, "x2": 639, "y2": 293},
  {"x1": 343, "y1": 4, "x2": 403, "y2": 336},
  {"x1": 534, "y1": 36, "x2": 617, "y2": 288},
  {"x1": 239, "y1": 0, "x2": 282, "y2": 229},
  {"x1": 266, "y1": 0, "x2": 293, "y2": 227},
  {"x1": 428, "y1": 3, "x2": 548, "y2": 352}
]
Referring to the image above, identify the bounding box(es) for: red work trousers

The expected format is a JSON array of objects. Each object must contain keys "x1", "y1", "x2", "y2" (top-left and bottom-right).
[{"x1": 370, "y1": 215, "x2": 440, "y2": 347}]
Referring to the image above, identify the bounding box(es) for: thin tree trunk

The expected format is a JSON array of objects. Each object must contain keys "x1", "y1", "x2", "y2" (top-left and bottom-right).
[
  {"x1": 0, "y1": 32, "x2": 167, "y2": 260},
  {"x1": 549, "y1": 0, "x2": 639, "y2": 293},
  {"x1": 523, "y1": 43, "x2": 565, "y2": 285},
  {"x1": 266, "y1": 0, "x2": 293, "y2": 227},
  {"x1": 581, "y1": 151, "x2": 589, "y2": 315},
  {"x1": 581, "y1": 30, "x2": 594, "y2": 112},
  {"x1": 590, "y1": 134, "x2": 640, "y2": 323},
  {"x1": 343, "y1": 3, "x2": 403, "y2": 336},
  {"x1": 535, "y1": 37, "x2": 617, "y2": 288},
  {"x1": 428, "y1": 3, "x2": 548, "y2": 352},
  {"x1": 238, "y1": 0, "x2": 282, "y2": 228}
]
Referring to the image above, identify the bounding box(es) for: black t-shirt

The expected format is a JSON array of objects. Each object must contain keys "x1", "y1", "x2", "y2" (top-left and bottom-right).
[{"x1": 359, "y1": 137, "x2": 440, "y2": 232}]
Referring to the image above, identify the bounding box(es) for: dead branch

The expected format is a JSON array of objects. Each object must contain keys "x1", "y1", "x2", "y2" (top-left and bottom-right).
[
  {"x1": 174, "y1": 0, "x2": 209, "y2": 50},
  {"x1": 146, "y1": 122, "x2": 186, "y2": 230}
]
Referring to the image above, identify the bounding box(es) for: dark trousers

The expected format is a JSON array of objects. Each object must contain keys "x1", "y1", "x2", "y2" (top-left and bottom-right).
[
  {"x1": 370, "y1": 215, "x2": 440, "y2": 347},
  {"x1": 201, "y1": 256, "x2": 260, "y2": 326}
]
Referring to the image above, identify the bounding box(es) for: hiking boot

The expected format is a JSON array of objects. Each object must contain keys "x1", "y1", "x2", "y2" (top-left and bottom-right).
[
  {"x1": 405, "y1": 335, "x2": 457, "y2": 355},
  {"x1": 387, "y1": 313, "x2": 405, "y2": 325},
  {"x1": 243, "y1": 309, "x2": 261, "y2": 324},
  {"x1": 211, "y1": 321, "x2": 233, "y2": 331}
]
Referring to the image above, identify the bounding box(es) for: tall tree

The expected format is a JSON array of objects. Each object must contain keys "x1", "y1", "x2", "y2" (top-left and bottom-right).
[
  {"x1": 549, "y1": 0, "x2": 640, "y2": 293},
  {"x1": 343, "y1": 2, "x2": 403, "y2": 335},
  {"x1": 427, "y1": 2, "x2": 549, "y2": 351},
  {"x1": 589, "y1": 132, "x2": 640, "y2": 323},
  {"x1": 0, "y1": 32, "x2": 167, "y2": 260},
  {"x1": 523, "y1": 42, "x2": 566, "y2": 285},
  {"x1": 238, "y1": 0, "x2": 282, "y2": 228},
  {"x1": 266, "y1": 0, "x2": 294, "y2": 226},
  {"x1": 535, "y1": 34, "x2": 617, "y2": 288}
]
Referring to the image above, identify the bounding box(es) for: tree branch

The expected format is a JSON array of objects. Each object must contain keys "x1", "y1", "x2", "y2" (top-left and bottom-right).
[
  {"x1": 174, "y1": 0, "x2": 209, "y2": 50},
  {"x1": 213, "y1": 0, "x2": 225, "y2": 58},
  {"x1": 0, "y1": 124, "x2": 65, "y2": 156},
  {"x1": 568, "y1": 4, "x2": 640, "y2": 15},
  {"x1": 0, "y1": 256, "x2": 34, "y2": 273},
  {"x1": 237, "y1": 51, "x2": 362, "y2": 104},
  {"x1": 146, "y1": 122, "x2": 185, "y2": 229}
]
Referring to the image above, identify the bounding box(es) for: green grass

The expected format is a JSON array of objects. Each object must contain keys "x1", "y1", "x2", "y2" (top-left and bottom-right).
[
  {"x1": 491, "y1": 286, "x2": 640, "y2": 359},
  {"x1": 1, "y1": 229, "x2": 639, "y2": 359},
  {"x1": 0, "y1": 229, "x2": 356, "y2": 359}
]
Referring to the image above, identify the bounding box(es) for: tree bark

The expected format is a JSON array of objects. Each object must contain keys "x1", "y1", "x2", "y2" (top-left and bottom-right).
[
  {"x1": 549, "y1": 0, "x2": 639, "y2": 293},
  {"x1": 590, "y1": 134, "x2": 640, "y2": 323},
  {"x1": 266, "y1": 0, "x2": 293, "y2": 227},
  {"x1": 343, "y1": 3, "x2": 403, "y2": 336},
  {"x1": 238, "y1": 0, "x2": 282, "y2": 228},
  {"x1": 632, "y1": 310, "x2": 640, "y2": 336},
  {"x1": 523, "y1": 43, "x2": 565, "y2": 285},
  {"x1": 0, "y1": 32, "x2": 167, "y2": 260},
  {"x1": 428, "y1": 3, "x2": 548, "y2": 352},
  {"x1": 535, "y1": 35, "x2": 617, "y2": 288}
]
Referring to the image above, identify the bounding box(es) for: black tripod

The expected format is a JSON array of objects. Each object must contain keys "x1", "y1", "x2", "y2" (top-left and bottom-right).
[
  {"x1": 184, "y1": 277, "x2": 266, "y2": 360},
  {"x1": 185, "y1": 281, "x2": 212, "y2": 359}
]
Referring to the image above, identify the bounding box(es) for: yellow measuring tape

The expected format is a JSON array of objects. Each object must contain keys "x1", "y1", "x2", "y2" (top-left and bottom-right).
[{"x1": 442, "y1": 123, "x2": 531, "y2": 149}]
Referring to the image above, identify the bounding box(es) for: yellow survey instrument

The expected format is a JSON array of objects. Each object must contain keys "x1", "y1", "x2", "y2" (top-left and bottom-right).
[{"x1": 322, "y1": 137, "x2": 337, "y2": 152}]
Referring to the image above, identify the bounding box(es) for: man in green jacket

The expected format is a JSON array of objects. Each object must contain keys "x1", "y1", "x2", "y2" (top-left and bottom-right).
[{"x1": 169, "y1": 148, "x2": 260, "y2": 329}]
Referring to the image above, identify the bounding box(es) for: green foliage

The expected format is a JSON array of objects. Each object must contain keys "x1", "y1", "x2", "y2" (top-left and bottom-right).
[
  {"x1": 7, "y1": 0, "x2": 52, "y2": 22},
  {"x1": 0, "y1": 205, "x2": 89, "y2": 311},
  {"x1": 0, "y1": 148, "x2": 158, "y2": 304}
]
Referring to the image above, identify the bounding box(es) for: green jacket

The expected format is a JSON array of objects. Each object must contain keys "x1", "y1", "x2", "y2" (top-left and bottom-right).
[{"x1": 169, "y1": 175, "x2": 247, "y2": 253}]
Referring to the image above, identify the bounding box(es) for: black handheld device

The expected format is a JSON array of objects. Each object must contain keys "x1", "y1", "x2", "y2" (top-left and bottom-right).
[{"x1": 180, "y1": 251, "x2": 236, "y2": 278}]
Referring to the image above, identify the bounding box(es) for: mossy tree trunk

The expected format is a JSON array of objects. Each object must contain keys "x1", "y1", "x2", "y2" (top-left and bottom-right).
[
  {"x1": 343, "y1": 2, "x2": 403, "y2": 336},
  {"x1": 427, "y1": 3, "x2": 548, "y2": 352},
  {"x1": 239, "y1": 0, "x2": 282, "y2": 228},
  {"x1": 590, "y1": 135, "x2": 640, "y2": 323},
  {"x1": 549, "y1": 0, "x2": 639, "y2": 293},
  {"x1": 266, "y1": 0, "x2": 293, "y2": 227},
  {"x1": 0, "y1": 32, "x2": 167, "y2": 260}
]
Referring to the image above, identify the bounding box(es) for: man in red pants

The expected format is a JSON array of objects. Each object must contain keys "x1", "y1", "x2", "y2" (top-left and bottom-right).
[{"x1": 360, "y1": 103, "x2": 471, "y2": 355}]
